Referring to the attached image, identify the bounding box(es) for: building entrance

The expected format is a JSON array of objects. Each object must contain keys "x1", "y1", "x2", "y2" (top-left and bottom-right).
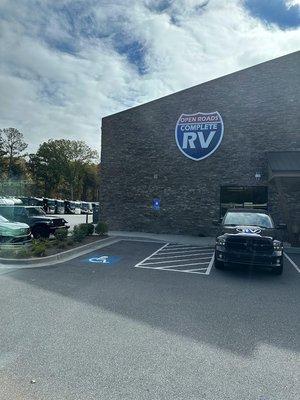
[{"x1": 220, "y1": 186, "x2": 268, "y2": 217}]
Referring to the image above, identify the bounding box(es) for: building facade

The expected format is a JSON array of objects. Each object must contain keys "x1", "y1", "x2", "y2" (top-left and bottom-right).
[{"x1": 100, "y1": 51, "x2": 300, "y2": 241}]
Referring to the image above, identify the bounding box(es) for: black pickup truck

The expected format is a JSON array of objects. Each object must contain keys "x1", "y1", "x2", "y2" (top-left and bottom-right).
[
  {"x1": 0, "y1": 206, "x2": 69, "y2": 239},
  {"x1": 214, "y1": 209, "x2": 285, "y2": 275}
]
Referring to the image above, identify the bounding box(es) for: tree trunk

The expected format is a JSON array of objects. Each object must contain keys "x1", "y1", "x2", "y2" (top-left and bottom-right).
[{"x1": 8, "y1": 151, "x2": 13, "y2": 178}]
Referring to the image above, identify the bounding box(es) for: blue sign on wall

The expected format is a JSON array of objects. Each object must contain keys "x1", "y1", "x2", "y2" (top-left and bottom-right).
[
  {"x1": 89, "y1": 255, "x2": 120, "y2": 264},
  {"x1": 152, "y1": 198, "x2": 160, "y2": 210},
  {"x1": 175, "y1": 111, "x2": 224, "y2": 161}
]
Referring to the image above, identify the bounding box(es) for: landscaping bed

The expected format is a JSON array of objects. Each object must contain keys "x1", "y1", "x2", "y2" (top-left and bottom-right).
[{"x1": 0, "y1": 222, "x2": 108, "y2": 259}]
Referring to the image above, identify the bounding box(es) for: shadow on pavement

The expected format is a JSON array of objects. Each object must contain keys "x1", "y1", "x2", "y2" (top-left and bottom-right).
[{"x1": 5, "y1": 240, "x2": 300, "y2": 358}]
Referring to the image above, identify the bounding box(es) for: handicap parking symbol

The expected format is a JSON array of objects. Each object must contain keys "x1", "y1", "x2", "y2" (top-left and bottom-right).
[{"x1": 89, "y1": 255, "x2": 120, "y2": 265}]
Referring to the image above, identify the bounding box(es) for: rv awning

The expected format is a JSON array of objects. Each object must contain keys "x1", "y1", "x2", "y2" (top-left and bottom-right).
[{"x1": 267, "y1": 151, "x2": 300, "y2": 180}]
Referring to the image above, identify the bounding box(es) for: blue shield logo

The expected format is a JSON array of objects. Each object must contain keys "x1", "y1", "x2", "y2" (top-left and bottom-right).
[{"x1": 175, "y1": 111, "x2": 224, "y2": 161}]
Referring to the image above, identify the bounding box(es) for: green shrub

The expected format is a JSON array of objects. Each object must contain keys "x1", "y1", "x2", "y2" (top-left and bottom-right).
[
  {"x1": 77, "y1": 223, "x2": 93, "y2": 236},
  {"x1": 86, "y1": 223, "x2": 95, "y2": 235},
  {"x1": 54, "y1": 229, "x2": 68, "y2": 242},
  {"x1": 95, "y1": 222, "x2": 108, "y2": 236},
  {"x1": 72, "y1": 225, "x2": 86, "y2": 243},
  {"x1": 78, "y1": 224, "x2": 90, "y2": 236},
  {"x1": 72, "y1": 223, "x2": 94, "y2": 241},
  {"x1": 31, "y1": 240, "x2": 47, "y2": 257},
  {"x1": 80, "y1": 223, "x2": 94, "y2": 235}
]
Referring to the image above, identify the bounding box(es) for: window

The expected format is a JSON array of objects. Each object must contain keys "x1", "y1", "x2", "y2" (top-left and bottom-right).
[{"x1": 26, "y1": 207, "x2": 46, "y2": 216}]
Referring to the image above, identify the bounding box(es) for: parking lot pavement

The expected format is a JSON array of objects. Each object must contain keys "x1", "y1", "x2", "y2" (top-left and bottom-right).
[
  {"x1": 0, "y1": 239, "x2": 299, "y2": 400},
  {"x1": 284, "y1": 251, "x2": 300, "y2": 273},
  {"x1": 134, "y1": 243, "x2": 214, "y2": 275}
]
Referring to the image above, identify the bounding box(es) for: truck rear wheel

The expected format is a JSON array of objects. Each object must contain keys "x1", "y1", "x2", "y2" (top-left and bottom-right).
[{"x1": 32, "y1": 226, "x2": 50, "y2": 239}]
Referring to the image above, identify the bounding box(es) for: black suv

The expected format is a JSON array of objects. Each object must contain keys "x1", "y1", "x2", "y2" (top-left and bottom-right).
[
  {"x1": 214, "y1": 209, "x2": 285, "y2": 275},
  {"x1": 0, "y1": 206, "x2": 69, "y2": 239}
]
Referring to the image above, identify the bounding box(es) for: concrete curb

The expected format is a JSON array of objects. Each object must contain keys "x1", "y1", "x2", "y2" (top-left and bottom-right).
[{"x1": 0, "y1": 237, "x2": 121, "y2": 269}]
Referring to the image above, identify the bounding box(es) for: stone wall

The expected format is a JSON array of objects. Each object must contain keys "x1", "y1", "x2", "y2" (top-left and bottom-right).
[
  {"x1": 269, "y1": 178, "x2": 300, "y2": 244},
  {"x1": 100, "y1": 51, "x2": 300, "y2": 235}
]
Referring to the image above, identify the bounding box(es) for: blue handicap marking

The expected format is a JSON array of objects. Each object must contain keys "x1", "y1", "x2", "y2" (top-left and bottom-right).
[{"x1": 89, "y1": 255, "x2": 121, "y2": 265}]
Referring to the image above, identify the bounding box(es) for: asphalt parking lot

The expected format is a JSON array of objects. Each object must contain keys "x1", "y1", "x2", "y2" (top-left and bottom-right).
[{"x1": 0, "y1": 239, "x2": 299, "y2": 400}]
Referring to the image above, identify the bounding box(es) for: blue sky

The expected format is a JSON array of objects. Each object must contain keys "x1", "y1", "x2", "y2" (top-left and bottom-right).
[
  {"x1": 0, "y1": 0, "x2": 299, "y2": 152},
  {"x1": 244, "y1": 0, "x2": 300, "y2": 29}
]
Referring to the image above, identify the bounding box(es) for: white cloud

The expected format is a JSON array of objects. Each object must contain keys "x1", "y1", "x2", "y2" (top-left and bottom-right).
[
  {"x1": 0, "y1": 0, "x2": 299, "y2": 153},
  {"x1": 285, "y1": 0, "x2": 300, "y2": 7}
]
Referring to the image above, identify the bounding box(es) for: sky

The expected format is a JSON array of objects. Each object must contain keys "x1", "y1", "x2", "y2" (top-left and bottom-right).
[{"x1": 0, "y1": 0, "x2": 299, "y2": 154}]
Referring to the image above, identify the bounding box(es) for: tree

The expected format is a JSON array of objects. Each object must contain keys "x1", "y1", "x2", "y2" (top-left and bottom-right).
[
  {"x1": 82, "y1": 163, "x2": 100, "y2": 201},
  {"x1": 1, "y1": 128, "x2": 28, "y2": 178},
  {"x1": 65, "y1": 140, "x2": 99, "y2": 199},
  {"x1": 0, "y1": 130, "x2": 5, "y2": 176},
  {"x1": 32, "y1": 139, "x2": 99, "y2": 199},
  {"x1": 0, "y1": 131, "x2": 4, "y2": 156},
  {"x1": 29, "y1": 142, "x2": 69, "y2": 197}
]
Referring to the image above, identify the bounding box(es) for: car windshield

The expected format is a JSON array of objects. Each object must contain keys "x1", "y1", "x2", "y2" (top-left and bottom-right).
[
  {"x1": 0, "y1": 215, "x2": 9, "y2": 223},
  {"x1": 27, "y1": 207, "x2": 46, "y2": 216},
  {"x1": 223, "y1": 212, "x2": 274, "y2": 228}
]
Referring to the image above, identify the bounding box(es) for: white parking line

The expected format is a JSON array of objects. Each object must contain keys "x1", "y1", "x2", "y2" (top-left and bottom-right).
[
  {"x1": 161, "y1": 245, "x2": 212, "y2": 250},
  {"x1": 158, "y1": 267, "x2": 209, "y2": 275},
  {"x1": 134, "y1": 243, "x2": 170, "y2": 268},
  {"x1": 156, "y1": 261, "x2": 210, "y2": 269},
  {"x1": 206, "y1": 253, "x2": 215, "y2": 275},
  {"x1": 134, "y1": 243, "x2": 215, "y2": 276},
  {"x1": 151, "y1": 252, "x2": 213, "y2": 260},
  {"x1": 160, "y1": 245, "x2": 195, "y2": 250},
  {"x1": 145, "y1": 259, "x2": 211, "y2": 266},
  {"x1": 284, "y1": 253, "x2": 300, "y2": 273},
  {"x1": 160, "y1": 245, "x2": 213, "y2": 251},
  {"x1": 158, "y1": 249, "x2": 213, "y2": 255}
]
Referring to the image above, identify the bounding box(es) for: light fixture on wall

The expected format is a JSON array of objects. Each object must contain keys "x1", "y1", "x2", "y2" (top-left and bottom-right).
[{"x1": 255, "y1": 172, "x2": 261, "y2": 181}]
